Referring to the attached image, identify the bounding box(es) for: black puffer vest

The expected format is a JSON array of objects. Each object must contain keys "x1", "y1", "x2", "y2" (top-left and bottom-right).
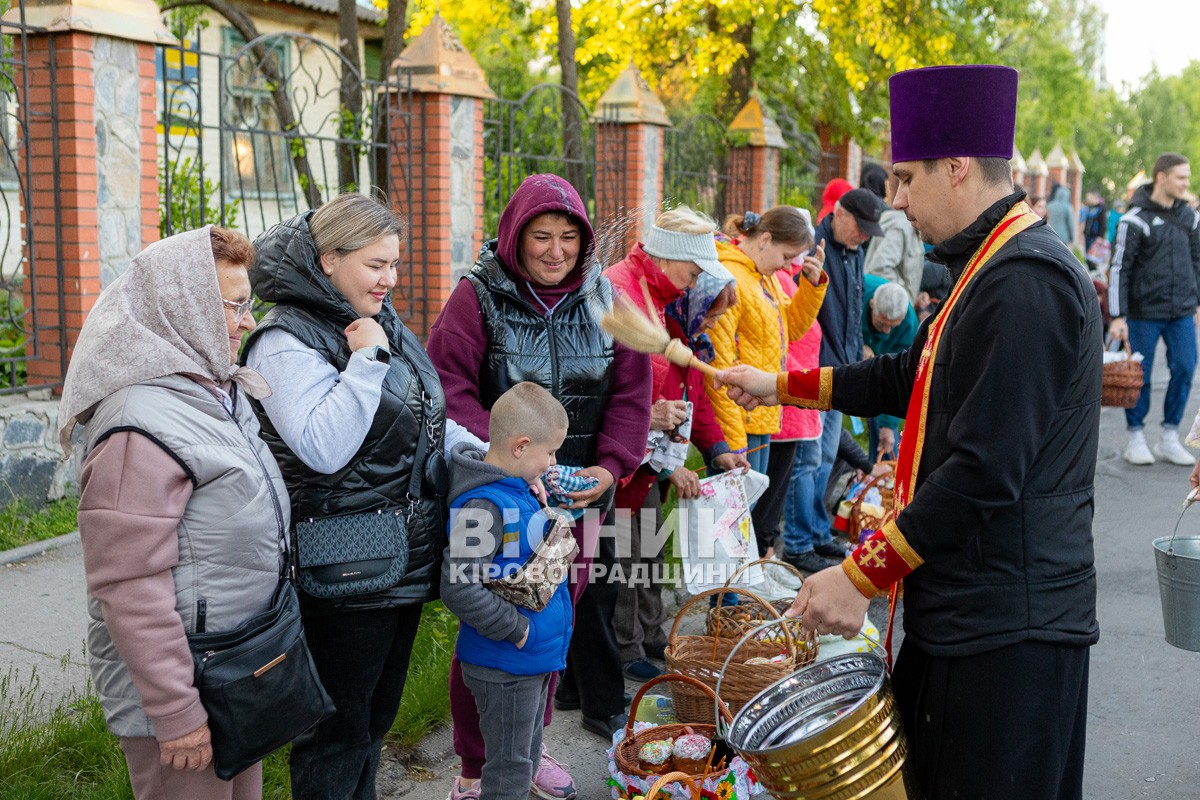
[
  {"x1": 468, "y1": 242, "x2": 614, "y2": 467},
  {"x1": 244, "y1": 213, "x2": 447, "y2": 610}
]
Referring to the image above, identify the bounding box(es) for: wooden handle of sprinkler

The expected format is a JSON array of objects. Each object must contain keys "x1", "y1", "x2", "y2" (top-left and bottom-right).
[{"x1": 663, "y1": 338, "x2": 720, "y2": 380}]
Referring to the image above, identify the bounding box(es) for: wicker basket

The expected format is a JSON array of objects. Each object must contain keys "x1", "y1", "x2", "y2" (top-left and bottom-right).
[
  {"x1": 849, "y1": 461, "x2": 895, "y2": 543},
  {"x1": 640, "y1": 771, "x2": 701, "y2": 800},
  {"x1": 613, "y1": 673, "x2": 733, "y2": 784},
  {"x1": 1103, "y1": 341, "x2": 1143, "y2": 408},
  {"x1": 704, "y1": 559, "x2": 817, "y2": 664},
  {"x1": 665, "y1": 587, "x2": 799, "y2": 724}
]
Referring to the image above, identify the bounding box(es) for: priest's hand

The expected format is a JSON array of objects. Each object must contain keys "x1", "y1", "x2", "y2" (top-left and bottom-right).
[
  {"x1": 784, "y1": 564, "x2": 871, "y2": 639},
  {"x1": 715, "y1": 365, "x2": 779, "y2": 410}
]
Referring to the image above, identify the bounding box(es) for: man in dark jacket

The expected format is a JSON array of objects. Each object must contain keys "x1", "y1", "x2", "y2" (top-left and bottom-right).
[
  {"x1": 717, "y1": 65, "x2": 1100, "y2": 799},
  {"x1": 1108, "y1": 153, "x2": 1200, "y2": 467},
  {"x1": 805, "y1": 187, "x2": 883, "y2": 570}
]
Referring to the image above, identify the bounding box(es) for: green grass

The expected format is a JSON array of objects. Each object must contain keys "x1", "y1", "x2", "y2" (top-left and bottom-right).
[
  {"x1": 0, "y1": 601, "x2": 460, "y2": 799},
  {"x1": 388, "y1": 601, "x2": 457, "y2": 746},
  {"x1": 0, "y1": 497, "x2": 79, "y2": 552},
  {"x1": 0, "y1": 666, "x2": 134, "y2": 799}
]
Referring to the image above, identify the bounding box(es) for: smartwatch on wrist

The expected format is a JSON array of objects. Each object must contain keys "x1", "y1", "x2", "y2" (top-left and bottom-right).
[{"x1": 355, "y1": 345, "x2": 390, "y2": 365}]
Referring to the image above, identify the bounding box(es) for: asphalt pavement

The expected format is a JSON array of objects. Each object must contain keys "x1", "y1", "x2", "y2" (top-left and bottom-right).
[{"x1": 3, "y1": 348, "x2": 1200, "y2": 799}]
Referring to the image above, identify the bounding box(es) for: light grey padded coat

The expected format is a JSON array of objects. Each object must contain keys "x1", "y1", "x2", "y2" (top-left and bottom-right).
[{"x1": 75, "y1": 374, "x2": 290, "y2": 737}]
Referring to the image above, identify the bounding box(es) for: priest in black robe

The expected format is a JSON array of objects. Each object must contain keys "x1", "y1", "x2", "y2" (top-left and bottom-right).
[{"x1": 717, "y1": 65, "x2": 1101, "y2": 799}]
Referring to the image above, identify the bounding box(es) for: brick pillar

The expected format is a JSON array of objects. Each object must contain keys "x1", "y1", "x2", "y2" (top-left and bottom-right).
[
  {"x1": 728, "y1": 145, "x2": 781, "y2": 214},
  {"x1": 728, "y1": 95, "x2": 785, "y2": 213},
  {"x1": 389, "y1": 92, "x2": 486, "y2": 338},
  {"x1": 592, "y1": 63, "x2": 671, "y2": 263},
  {"x1": 595, "y1": 121, "x2": 670, "y2": 264},
  {"x1": 16, "y1": 23, "x2": 165, "y2": 389},
  {"x1": 816, "y1": 124, "x2": 859, "y2": 186},
  {"x1": 389, "y1": 14, "x2": 493, "y2": 339}
]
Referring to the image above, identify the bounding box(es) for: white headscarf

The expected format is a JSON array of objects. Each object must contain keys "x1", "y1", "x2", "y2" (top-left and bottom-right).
[{"x1": 58, "y1": 226, "x2": 271, "y2": 452}]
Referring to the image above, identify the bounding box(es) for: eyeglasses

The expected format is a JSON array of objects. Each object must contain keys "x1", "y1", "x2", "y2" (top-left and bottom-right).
[{"x1": 222, "y1": 297, "x2": 254, "y2": 319}]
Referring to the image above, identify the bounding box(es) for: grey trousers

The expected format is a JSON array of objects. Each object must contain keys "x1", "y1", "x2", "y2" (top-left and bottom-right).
[
  {"x1": 614, "y1": 488, "x2": 668, "y2": 663},
  {"x1": 460, "y1": 662, "x2": 551, "y2": 800}
]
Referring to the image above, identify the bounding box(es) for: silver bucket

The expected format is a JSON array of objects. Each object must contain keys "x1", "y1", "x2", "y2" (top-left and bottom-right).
[{"x1": 1153, "y1": 535, "x2": 1200, "y2": 652}]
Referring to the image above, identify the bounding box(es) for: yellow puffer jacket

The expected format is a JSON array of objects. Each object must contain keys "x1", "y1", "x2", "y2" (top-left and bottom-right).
[{"x1": 705, "y1": 240, "x2": 827, "y2": 450}]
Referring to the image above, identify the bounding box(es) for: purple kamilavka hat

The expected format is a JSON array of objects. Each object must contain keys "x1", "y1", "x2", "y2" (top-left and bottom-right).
[{"x1": 889, "y1": 65, "x2": 1018, "y2": 163}]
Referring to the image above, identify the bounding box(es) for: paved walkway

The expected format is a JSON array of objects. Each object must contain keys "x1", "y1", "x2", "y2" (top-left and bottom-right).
[{"x1": 4, "y1": 347, "x2": 1200, "y2": 798}]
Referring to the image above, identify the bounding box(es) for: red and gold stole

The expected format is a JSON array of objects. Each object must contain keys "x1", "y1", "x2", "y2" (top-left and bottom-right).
[{"x1": 840, "y1": 201, "x2": 1041, "y2": 661}]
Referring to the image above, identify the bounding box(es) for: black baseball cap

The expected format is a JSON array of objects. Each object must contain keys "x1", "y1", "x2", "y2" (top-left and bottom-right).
[{"x1": 838, "y1": 188, "x2": 885, "y2": 237}]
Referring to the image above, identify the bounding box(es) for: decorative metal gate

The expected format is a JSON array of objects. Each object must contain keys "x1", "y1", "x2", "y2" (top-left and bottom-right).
[{"x1": 158, "y1": 30, "x2": 430, "y2": 329}]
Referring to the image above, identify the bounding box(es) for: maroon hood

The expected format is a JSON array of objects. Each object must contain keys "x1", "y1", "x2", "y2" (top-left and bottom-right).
[{"x1": 496, "y1": 174, "x2": 595, "y2": 295}]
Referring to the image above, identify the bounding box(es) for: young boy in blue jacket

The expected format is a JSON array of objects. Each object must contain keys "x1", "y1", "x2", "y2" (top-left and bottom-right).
[{"x1": 440, "y1": 382, "x2": 573, "y2": 800}]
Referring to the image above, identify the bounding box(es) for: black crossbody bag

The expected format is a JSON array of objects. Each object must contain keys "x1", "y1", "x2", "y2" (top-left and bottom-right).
[
  {"x1": 294, "y1": 359, "x2": 443, "y2": 599},
  {"x1": 187, "y1": 395, "x2": 335, "y2": 780},
  {"x1": 188, "y1": 573, "x2": 335, "y2": 780}
]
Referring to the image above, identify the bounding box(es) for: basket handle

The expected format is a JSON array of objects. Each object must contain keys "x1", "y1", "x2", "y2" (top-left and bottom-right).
[
  {"x1": 643, "y1": 770, "x2": 701, "y2": 800},
  {"x1": 851, "y1": 463, "x2": 894, "y2": 516},
  {"x1": 721, "y1": 556, "x2": 804, "y2": 589},
  {"x1": 712, "y1": 619, "x2": 891, "y2": 737},
  {"x1": 624, "y1": 672, "x2": 734, "y2": 738},
  {"x1": 669, "y1": 586, "x2": 797, "y2": 658}
]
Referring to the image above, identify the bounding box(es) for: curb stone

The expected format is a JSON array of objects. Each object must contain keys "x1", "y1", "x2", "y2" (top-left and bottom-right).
[{"x1": 0, "y1": 530, "x2": 79, "y2": 566}]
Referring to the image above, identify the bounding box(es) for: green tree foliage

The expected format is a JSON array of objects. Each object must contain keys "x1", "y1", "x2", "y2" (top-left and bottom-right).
[
  {"x1": 1125, "y1": 63, "x2": 1200, "y2": 193},
  {"x1": 1001, "y1": 0, "x2": 1134, "y2": 198}
]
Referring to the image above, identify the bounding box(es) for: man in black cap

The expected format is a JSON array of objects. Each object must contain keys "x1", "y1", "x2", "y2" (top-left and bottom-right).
[
  {"x1": 793, "y1": 186, "x2": 884, "y2": 574},
  {"x1": 717, "y1": 65, "x2": 1100, "y2": 799}
]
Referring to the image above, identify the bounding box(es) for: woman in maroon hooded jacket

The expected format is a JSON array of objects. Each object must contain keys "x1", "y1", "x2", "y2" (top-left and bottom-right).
[{"x1": 427, "y1": 174, "x2": 651, "y2": 799}]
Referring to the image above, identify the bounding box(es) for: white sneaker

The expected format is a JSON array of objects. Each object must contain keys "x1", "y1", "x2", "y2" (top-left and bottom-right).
[
  {"x1": 1154, "y1": 432, "x2": 1196, "y2": 466},
  {"x1": 1124, "y1": 431, "x2": 1155, "y2": 465}
]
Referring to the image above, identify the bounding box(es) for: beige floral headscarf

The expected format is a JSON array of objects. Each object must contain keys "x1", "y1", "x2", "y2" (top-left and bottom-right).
[{"x1": 58, "y1": 226, "x2": 271, "y2": 452}]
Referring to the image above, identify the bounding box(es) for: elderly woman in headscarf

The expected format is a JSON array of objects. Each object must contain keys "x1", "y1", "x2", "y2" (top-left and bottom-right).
[
  {"x1": 427, "y1": 173, "x2": 651, "y2": 796},
  {"x1": 604, "y1": 206, "x2": 751, "y2": 683},
  {"x1": 60, "y1": 227, "x2": 286, "y2": 800}
]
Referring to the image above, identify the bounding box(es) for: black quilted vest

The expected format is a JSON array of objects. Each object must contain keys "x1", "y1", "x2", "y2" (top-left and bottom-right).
[
  {"x1": 243, "y1": 214, "x2": 447, "y2": 609},
  {"x1": 468, "y1": 243, "x2": 614, "y2": 467}
]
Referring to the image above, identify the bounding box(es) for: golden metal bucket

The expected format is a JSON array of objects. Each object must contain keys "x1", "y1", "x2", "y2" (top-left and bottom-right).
[{"x1": 716, "y1": 621, "x2": 915, "y2": 800}]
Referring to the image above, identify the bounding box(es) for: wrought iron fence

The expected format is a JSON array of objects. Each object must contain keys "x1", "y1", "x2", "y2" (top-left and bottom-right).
[
  {"x1": 778, "y1": 142, "x2": 841, "y2": 215},
  {"x1": 662, "y1": 115, "x2": 749, "y2": 224},
  {"x1": 482, "y1": 84, "x2": 627, "y2": 265},
  {"x1": 0, "y1": 11, "x2": 66, "y2": 393},
  {"x1": 158, "y1": 30, "x2": 431, "y2": 329}
]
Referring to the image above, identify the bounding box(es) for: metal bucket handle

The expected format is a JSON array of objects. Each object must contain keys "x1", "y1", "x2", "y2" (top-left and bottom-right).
[
  {"x1": 712, "y1": 619, "x2": 889, "y2": 738},
  {"x1": 1167, "y1": 487, "x2": 1199, "y2": 559}
]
